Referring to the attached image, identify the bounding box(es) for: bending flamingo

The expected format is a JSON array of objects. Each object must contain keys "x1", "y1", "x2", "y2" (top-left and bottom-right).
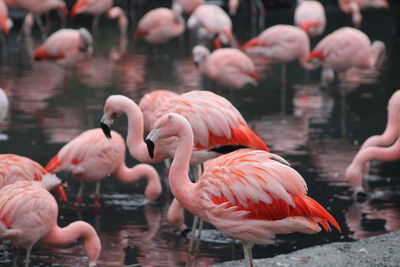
[
  {"x1": 192, "y1": 45, "x2": 259, "y2": 90},
  {"x1": 0, "y1": 181, "x2": 101, "y2": 267},
  {"x1": 294, "y1": 0, "x2": 326, "y2": 37},
  {"x1": 345, "y1": 90, "x2": 400, "y2": 193},
  {"x1": 71, "y1": 0, "x2": 128, "y2": 35},
  {"x1": 308, "y1": 27, "x2": 386, "y2": 84},
  {"x1": 134, "y1": 4, "x2": 184, "y2": 45},
  {"x1": 33, "y1": 28, "x2": 93, "y2": 65},
  {"x1": 338, "y1": 0, "x2": 389, "y2": 27},
  {"x1": 145, "y1": 113, "x2": 341, "y2": 266},
  {"x1": 187, "y1": 4, "x2": 234, "y2": 49},
  {"x1": 45, "y1": 128, "x2": 162, "y2": 207},
  {"x1": 0, "y1": 154, "x2": 67, "y2": 201}
]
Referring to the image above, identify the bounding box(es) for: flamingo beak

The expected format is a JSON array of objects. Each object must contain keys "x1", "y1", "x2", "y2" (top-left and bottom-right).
[
  {"x1": 146, "y1": 139, "x2": 155, "y2": 159},
  {"x1": 307, "y1": 51, "x2": 325, "y2": 63},
  {"x1": 100, "y1": 114, "x2": 113, "y2": 139},
  {"x1": 146, "y1": 128, "x2": 162, "y2": 159},
  {"x1": 55, "y1": 184, "x2": 68, "y2": 201},
  {"x1": 240, "y1": 38, "x2": 262, "y2": 51},
  {"x1": 70, "y1": 0, "x2": 89, "y2": 17},
  {"x1": 0, "y1": 15, "x2": 9, "y2": 35}
]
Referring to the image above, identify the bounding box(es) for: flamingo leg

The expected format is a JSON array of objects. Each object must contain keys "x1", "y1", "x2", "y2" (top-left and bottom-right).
[
  {"x1": 242, "y1": 242, "x2": 254, "y2": 267},
  {"x1": 34, "y1": 14, "x2": 47, "y2": 41},
  {"x1": 250, "y1": 0, "x2": 257, "y2": 35},
  {"x1": 24, "y1": 246, "x2": 32, "y2": 267},
  {"x1": 94, "y1": 181, "x2": 101, "y2": 208},
  {"x1": 281, "y1": 63, "x2": 287, "y2": 115},
  {"x1": 188, "y1": 164, "x2": 204, "y2": 254},
  {"x1": 255, "y1": 0, "x2": 265, "y2": 31},
  {"x1": 56, "y1": 9, "x2": 66, "y2": 28},
  {"x1": 92, "y1": 15, "x2": 100, "y2": 33},
  {"x1": 76, "y1": 182, "x2": 84, "y2": 206}
]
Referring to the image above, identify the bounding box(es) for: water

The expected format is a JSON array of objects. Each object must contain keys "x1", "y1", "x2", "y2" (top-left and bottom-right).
[{"x1": 1, "y1": 1, "x2": 400, "y2": 266}]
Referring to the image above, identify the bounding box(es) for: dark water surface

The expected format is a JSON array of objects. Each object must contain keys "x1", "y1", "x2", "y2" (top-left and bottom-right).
[{"x1": 1, "y1": 1, "x2": 400, "y2": 266}]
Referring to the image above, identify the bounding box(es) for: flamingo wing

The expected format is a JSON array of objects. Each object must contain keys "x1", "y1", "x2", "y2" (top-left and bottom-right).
[{"x1": 199, "y1": 149, "x2": 340, "y2": 244}]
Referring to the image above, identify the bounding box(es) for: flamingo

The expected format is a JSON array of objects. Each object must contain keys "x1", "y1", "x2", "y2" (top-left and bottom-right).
[
  {"x1": 294, "y1": 0, "x2": 326, "y2": 37},
  {"x1": 345, "y1": 90, "x2": 400, "y2": 193},
  {"x1": 0, "y1": 181, "x2": 101, "y2": 267},
  {"x1": 173, "y1": 0, "x2": 203, "y2": 15},
  {"x1": 70, "y1": 0, "x2": 128, "y2": 35},
  {"x1": 134, "y1": 4, "x2": 185, "y2": 45},
  {"x1": 12, "y1": 0, "x2": 68, "y2": 38},
  {"x1": 229, "y1": 0, "x2": 265, "y2": 32},
  {"x1": 33, "y1": 28, "x2": 93, "y2": 65},
  {"x1": 138, "y1": 90, "x2": 179, "y2": 132},
  {"x1": 187, "y1": 4, "x2": 234, "y2": 49},
  {"x1": 101, "y1": 90, "x2": 268, "y2": 165},
  {"x1": 145, "y1": 113, "x2": 341, "y2": 267},
  {"x1": 45, "y1": 128, "x2": 162, "y2": 207},
  {"x1": 0, "y1": 154, "x2": 67, "y2": 201},
  {"x1": 192, "y1": 45, "x2": 260, "y2": 89},
  {"x1": 0, "y1": 88, "x2": 8, "y2": 124},
  {"x1": 307, "y1": 27, "x2": 386, "y2": 84},
  {"x1": 338, "y1": 0, "x2": 389, "y2": 27},
  {"x1": 0, "y1": 0, "x2": 12, "y2": 35}
]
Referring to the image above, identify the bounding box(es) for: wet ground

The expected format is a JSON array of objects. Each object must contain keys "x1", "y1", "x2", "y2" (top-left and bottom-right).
[{"x1": 0, "y1": 1, "x2": 400, "y2": 266}]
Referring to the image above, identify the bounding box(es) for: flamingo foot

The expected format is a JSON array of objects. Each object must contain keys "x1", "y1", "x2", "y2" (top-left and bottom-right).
[
  {"x1": 94, "y1": 194, "x2": 101, "y2": 208},
  {"x1": 76, "y1": 196, "x2": 83, "y2": 206}
]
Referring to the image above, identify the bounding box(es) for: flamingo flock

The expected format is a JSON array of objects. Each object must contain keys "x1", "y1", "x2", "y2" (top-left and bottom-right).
[{"x1": 0, "y1": 0, "x2": 396, "y2": 266}]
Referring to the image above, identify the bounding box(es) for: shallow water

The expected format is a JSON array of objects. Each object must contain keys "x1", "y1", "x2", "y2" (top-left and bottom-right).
[{"x1": 1, "y1": 1, "x2": 400, "y2": 266}]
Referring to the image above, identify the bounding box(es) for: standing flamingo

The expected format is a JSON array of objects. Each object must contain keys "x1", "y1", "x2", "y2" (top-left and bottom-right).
[
  {"x1": 33, "y1": 28, "x2": 93, "y2": 65},
  {"x1": 134, "y1": 4, "x2": 184, "y2": 45},
  {"x1": 187, "y1": 4, "x2": 234, "y2": 49},
  {"x1": 307, "y1": 27, "x2": 386, "y2": 84},
  {"x1": 0, "y1": 88, "x2": 8, "y2": 124},
  {"x1": 0, "y1": 154, "x2": 67, "y2": 201},
  {"x1": 0, "y1": 0, "x2": 11, "y2": 35},
  {"x1": 70, "y1": 0, "x2": 128, "y2": 35},
  {"x1": 145, "y1": 113, "x2": 341, "y2": 267},
  {"x1": 338, "y1": 0, "x2": 389, "y2": 27},
  {"x1": 0, "y1": 181, "x2": 101, "y2": 267},
  {"x1": 173, "y1": 0, "x2": 203, "y2": 15},
  {"x1": 45, "y1": 128, "x2": 162, "y2": 207},
  {"x1": 294, "y1": 0, "x2": 326, "y2": 37},
  {"x1": 345, "y1": 90, "x2": 400, "y2": 193},
  {"x1": 192, "y1": 45, "x2": 259, "y2": 89}
]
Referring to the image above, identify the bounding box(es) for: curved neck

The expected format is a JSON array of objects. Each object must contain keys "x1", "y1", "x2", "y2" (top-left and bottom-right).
[
  {"x1": 107, "y1": 7, "x2": 128, "y2": 36},
  {"x1": 169, "y1": 121, "x2": 199, "y2": 215},
  {"x1": 112, "y1": 163, "x2": 161, "y2": 200},
  {"x1": 42, "y1": 222, "x2": 101, "y2": 267},
  {"x1": 121, "y1": 98, "x2": 154, "y2": 163},
  {"x1": 354, "y1": 138, "x2": 400, "y2": 166},
  {"x1": 370, "y1": 41, "x2": 385, "y2": 67}
]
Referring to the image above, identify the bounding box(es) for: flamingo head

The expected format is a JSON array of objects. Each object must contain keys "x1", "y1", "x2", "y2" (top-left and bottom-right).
[
  {"x1": 70, "y1": 0, "x2": 89, "y2": 17},
  {"x1": 101, "y1": 95, "x2": 126, "y2": 139},
  {"x1": 172, "y1": 2, "x2": 183, "y2": 22},
  {"x1": 370, "y1": 0, "x2": 389, "y2": 9},
  {"x1": 298, "y1": 21, "x2": 320, "y2": 36},
  {"x1": 0, "y1": 14, "x2": 10, "y2": 34},
  {"x1": 78, "y1": 28, "x2": 93, "y2": 53},
  {"x1": 229, "y1": 0, "x2": 240, "y2": 15},
  {"x1": 146, "y1": 113, "x2": 190, "y2": 159},
  {"x1": 240, "y1": 38, "x2": 263, "y2": 51},
  {"x1": 307, "y1": 50, "x2": 325, "y2": 66},
  {"x1": 192, "y1": 45, "x2": 210, "y2": 67}
]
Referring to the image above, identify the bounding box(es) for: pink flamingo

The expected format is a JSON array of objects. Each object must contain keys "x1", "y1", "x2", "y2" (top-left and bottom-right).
[
  {"x1": 307, "y1": 27, "x2": 386, "y2": 83},
  {"x1": 174, "y1": 0, "x2": 203, "y2": 15},
  {"x1": 187, "y1": 4, "x2": 234, "y2": 49},
  {"x1": 0, "y1": 0, "x2": 11, "y2": 35},
  {"x1": 138, "y1": 90, "x2": 179, "y2": 132},
  {"x1": 134, "y1": 4, "x2": 184, "y2": 45},
  {"x1": 145, "y1": 113, "x2": 341, "y2": 266},
  {"x1": 0, "y1": 154, "x2": 67, "y2": 201},
  {"x1": 101, "y1": 90, "x2": 269, "y2": 165},
  {"x1": 338, "y1": 0, "x2": 389, "y2": 27},
  {"x1": 45, "y1": 128, "x2": 162, "y2": 207},
  {"x1": 33, "y1": 28, "x2": 93, "y2": 65},
  {"x1": 0, "y1": 88, "x2": 8, "y2": 124},
  {"x1": 345, "y1": 90, "x2": 400, "y2": 193},
  {"x1": 192, "y1": 45, "x2": 260, "y2": 89},
  {"x1": 294, "y1": 0, "x2": 326, "y2": 37},
  {"x1": 0, "y1": 181, "x2": 101, "y2": 267},
  {"x1": 71, "y1": 0, "x2": 128, "y2": 35}
]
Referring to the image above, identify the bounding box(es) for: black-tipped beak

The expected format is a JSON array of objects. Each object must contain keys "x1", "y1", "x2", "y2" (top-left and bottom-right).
[
  {"x1": 146, "y1": 139, "x2": 155, "y2": 159},
  {"x1": 101, "y1": 122, "x2": 112, "y2": 139}
]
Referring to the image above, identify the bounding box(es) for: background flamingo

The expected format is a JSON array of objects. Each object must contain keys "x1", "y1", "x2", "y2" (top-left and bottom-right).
[
  {"x1": 173, "y1": 0, "x2": 203, "y2": 15},
  {"x1": 0, "y1": 181, "x2": 101, "y2": 267},
  {"x1": 45, "y1": 128, "x2": 162, "y2": 207},
  {"x1": 294, "y1": 0, "x2": 326, "y2": 37},
  {"x1": 70, "y1": 0, "x2": 128, "y2": 35},
  {"x1": 338, "y1": 0, "x2": 389, "y2": 27},
  {"x1": 145, "y1": 113, "x2": 341, "y2": 267},
  {"x1": 0, "y1": 154, "x2": 67, "y2": 201},
  {"x1": 229, "y1": 0, "x2": 265, "y2": 32},
  {"x1": 0, "y1": 0, "x2": 11, "y2": 35},
  {"x1": 134, "y1": 4, "x2": 185, "y2": 45},
  {"x1": 33, "y1": 28, "x2": 93, "y2": 65},
  {"x1": 192, "y1": 45, "x2": 259, "y2": 90},
  {"x1": 0, "y1": 88, "x2": 8, "y2": 124},
  {"x1": 187, "y1": 4, "x2": 234, "y2": 49}
]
